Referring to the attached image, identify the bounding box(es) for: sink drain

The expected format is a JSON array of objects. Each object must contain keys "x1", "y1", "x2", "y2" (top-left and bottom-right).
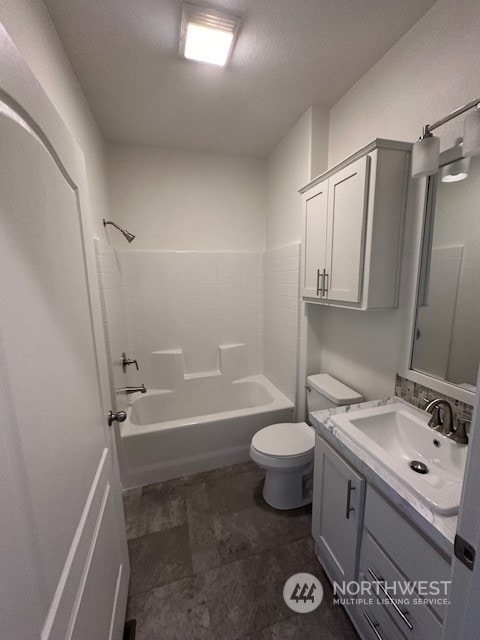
[{"x1": 410, "y1": 460, "x2": 428, "y2": 474}]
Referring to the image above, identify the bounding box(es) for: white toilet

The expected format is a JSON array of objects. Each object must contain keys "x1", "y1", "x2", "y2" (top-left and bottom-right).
[{"x1": 250, "y1": 374, "x2": 363, "y2": 510}]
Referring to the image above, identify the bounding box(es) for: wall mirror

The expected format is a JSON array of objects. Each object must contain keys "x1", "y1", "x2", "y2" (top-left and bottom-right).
[{"x1": 411, "y1": 144, "x2": 480, "y2": 392}]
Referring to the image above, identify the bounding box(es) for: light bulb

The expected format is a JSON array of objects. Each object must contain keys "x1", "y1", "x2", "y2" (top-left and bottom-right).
[{"x1": 440, "y1": 157, "x2": 470, "y2": 182}]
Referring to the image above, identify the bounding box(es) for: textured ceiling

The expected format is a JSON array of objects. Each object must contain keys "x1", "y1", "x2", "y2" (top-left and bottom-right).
[{"x1": 44, "y1": 0, "x2": 437, "y2": 157}]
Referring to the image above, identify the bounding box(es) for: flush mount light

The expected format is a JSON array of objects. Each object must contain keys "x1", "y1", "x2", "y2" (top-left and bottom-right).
[
  {"x1": 440, "y1": 157, "x2": 470, "y2": 183},
  {"x1": 179, "y1": 4, "x2": 241, "y2": 67}
]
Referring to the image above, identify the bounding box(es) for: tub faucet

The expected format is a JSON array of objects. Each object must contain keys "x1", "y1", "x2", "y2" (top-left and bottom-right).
[
  {"x1": 424, "y1": 398, "x2": 454, "y2": 435},
  {"x1": 116, "y1": 384, "x2": 147, "y2": 395}
]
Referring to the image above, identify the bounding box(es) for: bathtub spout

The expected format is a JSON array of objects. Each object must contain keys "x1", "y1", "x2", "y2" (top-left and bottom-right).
[{"x1": 116, "y1": 384, "x2": 147, "y2": 395}]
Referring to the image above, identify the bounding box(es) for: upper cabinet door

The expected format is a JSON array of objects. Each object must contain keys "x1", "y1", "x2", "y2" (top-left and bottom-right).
[
  {"x1": 303, "y1": 181, "x2": 328, "y2": 298},
  {"x1": 326, "y1": 156, "x2": 370, "y2": 303}
]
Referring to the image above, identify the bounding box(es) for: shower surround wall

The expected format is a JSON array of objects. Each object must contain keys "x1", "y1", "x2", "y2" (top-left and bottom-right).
[
  {"x1": 121, "y1": 250, "x2": 264, "y2": 387},
  {"x1": 95, "y1": 238, "x2": 130, "y2": 411},
  {"x1": 96, "y1": 243, "x2": 302, "y2": 404},
  {"x1": 263, "y1": 244, "x2": 301, "y2": 403}
]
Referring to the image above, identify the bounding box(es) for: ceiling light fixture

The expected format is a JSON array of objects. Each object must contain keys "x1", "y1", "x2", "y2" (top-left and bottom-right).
[
  {"x1": 179, "y1": 4, "x2": 241, "y2": 67},
  {"x1": 411, "y1": 98, "x2": 480, "y2": 179}
]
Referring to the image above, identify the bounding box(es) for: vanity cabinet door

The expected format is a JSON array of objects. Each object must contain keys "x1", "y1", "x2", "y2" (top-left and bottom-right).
[
  {"x1": 303, "y1": 180, "x2": 328, "y2": 298},
  {"x1": 312, "y1": 436, "x2": 366, "y2": 585},
  {"x1": 325, "y1": 155, "x2": 370, "y2": 303}
]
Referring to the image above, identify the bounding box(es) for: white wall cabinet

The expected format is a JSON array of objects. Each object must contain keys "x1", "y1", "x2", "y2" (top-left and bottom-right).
[
  {"x1": 304, "y1": 182, "x2": 328, "y2": 297},
  {"x1": 312, "y1": 436, "x2": 366, "y2": 584},
  {"x1": 312, "y1": 434, "x2": 450, "y2": 640},
  {"x1": 300, "y1": 139, "x2": 411, "y2": 310}
]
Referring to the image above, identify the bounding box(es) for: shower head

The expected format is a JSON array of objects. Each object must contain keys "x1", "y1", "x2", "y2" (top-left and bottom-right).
[
  {"x1": 103, "y1": 219, "x2": 135, "y2": 243},
  {"x1": 120, "y1": 228, "x2": 135, "y2": 243}
]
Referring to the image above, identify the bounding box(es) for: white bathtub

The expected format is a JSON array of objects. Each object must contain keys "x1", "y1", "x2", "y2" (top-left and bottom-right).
[{"x1": 118, "y1": 375, "x2": 294, "y2": 488}]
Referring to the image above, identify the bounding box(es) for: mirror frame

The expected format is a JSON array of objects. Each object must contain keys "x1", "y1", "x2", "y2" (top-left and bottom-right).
[{"x1": 401, "y1": 144, "x2": 476, "y2": 405}]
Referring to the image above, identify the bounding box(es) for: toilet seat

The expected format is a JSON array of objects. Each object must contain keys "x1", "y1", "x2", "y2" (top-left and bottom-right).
[{"x1": 251, "y1": 422, "x2": 315, "y2": 467}]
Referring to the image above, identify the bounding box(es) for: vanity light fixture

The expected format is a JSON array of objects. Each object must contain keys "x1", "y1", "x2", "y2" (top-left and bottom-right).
[
  {"x1": 440, "y1": 156, "x2": 470, "y2": 183},
  {"x1": 463, "y1": 106, "x2": 480, "y2": 157},
  {"x1": 411, "y1": 98, "x2": 480, "y2": 179},
  {"x1": 179, "y1": 4, "x2": 241, "y2": 67}
]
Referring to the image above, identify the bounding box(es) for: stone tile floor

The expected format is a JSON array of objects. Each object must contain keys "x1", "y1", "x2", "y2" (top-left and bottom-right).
[{"x1": 123, "y1": 461, "x2": 359, "y2": 640}]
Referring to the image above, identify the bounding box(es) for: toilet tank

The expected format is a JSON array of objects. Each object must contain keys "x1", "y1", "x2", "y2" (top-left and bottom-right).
[{"x1": 306, "y1": 374, "x2": 363, "y2": 413}]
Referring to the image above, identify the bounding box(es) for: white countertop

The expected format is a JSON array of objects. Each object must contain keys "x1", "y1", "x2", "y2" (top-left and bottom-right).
[{"x1": 310, "y1": 397, "x2": 458, "y2": 557}]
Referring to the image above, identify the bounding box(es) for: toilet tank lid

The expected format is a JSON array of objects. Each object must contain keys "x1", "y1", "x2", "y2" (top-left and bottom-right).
[{"x1": 307, "y1": 374, "x2": 363, "y2": 405}]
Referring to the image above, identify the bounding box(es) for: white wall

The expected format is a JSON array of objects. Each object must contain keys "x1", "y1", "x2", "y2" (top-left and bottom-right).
[
  {"x1": 266, "y1": 106, "x2": 329, "y2": 251},
  {"x1": 0, "y1": 0, "x2": 110, "y2": 239},
  {"x1": 105, "y1": 143, "x2": 266, "y2": 252},
  {"x1": 329, "y1": 0, "x2": 480, "y2": 164},
  {"x1": 264, "y1": 108, "x2": 329, "y2": 403},
  {"x1": 315, "y1": 0, "x2": 480, "y2": 400}
]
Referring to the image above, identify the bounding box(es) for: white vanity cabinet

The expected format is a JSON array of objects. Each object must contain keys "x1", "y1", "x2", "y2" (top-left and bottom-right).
[
  {"x1": 312, "y1": 436, "x2": 366, "y2": 584},
  {"x1": 312, "y1": 434, "x2": 451, "y2": 640},
  {"x1": 300, "y1": 139, "x2": 411, "y2": 310}
]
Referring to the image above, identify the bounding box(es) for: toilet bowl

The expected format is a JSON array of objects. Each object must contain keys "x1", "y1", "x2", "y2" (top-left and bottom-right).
[
  {"x1": 250, "y1": 374, "x2": 363, "y2": 510},
  {"x1": 250, "y1": 422, "x2": 315, "y2": 510}
]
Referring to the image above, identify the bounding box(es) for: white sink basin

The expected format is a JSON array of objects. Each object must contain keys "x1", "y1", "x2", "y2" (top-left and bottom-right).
[{"x1": 332, "y1": 403, "x2": 467, "y2": 515}]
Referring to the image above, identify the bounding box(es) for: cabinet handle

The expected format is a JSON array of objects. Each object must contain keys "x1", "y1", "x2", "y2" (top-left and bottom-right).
[
  {"x1": 323, "y1": 270, "x2": 329, "y2": 295},
  {"x1": 345, "y1": 479, "x2": 355, "y2": 519},
  {"x1": 316, "y1": 269, "x2": 324, "y2": 296},
  {"x1": 368, "y1": 568, "x2": 414, "y2": 630},
  {"x1": 363, "y1": 613, "x2": 385, "y2": 640}
]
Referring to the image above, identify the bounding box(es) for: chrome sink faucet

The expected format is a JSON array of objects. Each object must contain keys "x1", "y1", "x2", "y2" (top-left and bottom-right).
[
  {"x1": 116, "y1": 384, "x2": 147, "y2": 395},
  {"x1": 424, "y1": 398, "x2": 454, "y2": 435}
]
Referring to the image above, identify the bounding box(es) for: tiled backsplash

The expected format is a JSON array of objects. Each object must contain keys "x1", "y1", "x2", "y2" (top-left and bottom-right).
[{"x1": 395, "y1": 374, "x2": 473, "y2": 426}]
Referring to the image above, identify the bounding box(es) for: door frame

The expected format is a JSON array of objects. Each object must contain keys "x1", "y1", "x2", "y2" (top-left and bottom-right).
[{"x1": 442, "y1": 367, "x2": 480, "y2": 640}]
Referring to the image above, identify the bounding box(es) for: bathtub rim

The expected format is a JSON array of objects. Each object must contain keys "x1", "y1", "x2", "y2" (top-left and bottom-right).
[{"x1": 120, "y1": 374, "x2": 293, "y2": 438}]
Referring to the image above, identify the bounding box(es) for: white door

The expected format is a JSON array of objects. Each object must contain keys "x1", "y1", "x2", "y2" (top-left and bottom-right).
[
  {"x1": 325, "y1": 156, "x2": 370, "y2": 303},
  {"x1": 303, "y1": 181, "x2": 328, "y2": 298},
  {"x1": 0, "y1": 23, "x2": 129, "y2": 640},
  {"x1": 312, "y1": 436, "x2": 365, "y2": 584},
  {"x1": 442, "y1": 368, "x2": 480, "y2": 640}
]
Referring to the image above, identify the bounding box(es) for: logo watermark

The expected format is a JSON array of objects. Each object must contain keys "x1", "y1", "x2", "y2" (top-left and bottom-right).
[
  {"x1": 283, "y1": 573, "x2": 324, "y2": 613},
  {"x1": 332, "y1": 580, "x2": 451, "y2": 607}
]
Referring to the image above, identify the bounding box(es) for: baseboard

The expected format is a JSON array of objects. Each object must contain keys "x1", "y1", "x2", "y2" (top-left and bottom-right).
[{"x1": 123, "y1": 619, "x2": 136, "y2": 640}]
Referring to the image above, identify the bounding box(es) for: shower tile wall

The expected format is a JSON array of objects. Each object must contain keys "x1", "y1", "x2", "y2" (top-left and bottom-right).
[
  {"x1": 263, "y1": 244, "x2": 301, "y2": 403},
  {"x1": 95, "y1": 238, "x2": 130, "y2": 410},
  {"x1": 120, "y1": 251, "x2": 264, "y2": 387}
]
